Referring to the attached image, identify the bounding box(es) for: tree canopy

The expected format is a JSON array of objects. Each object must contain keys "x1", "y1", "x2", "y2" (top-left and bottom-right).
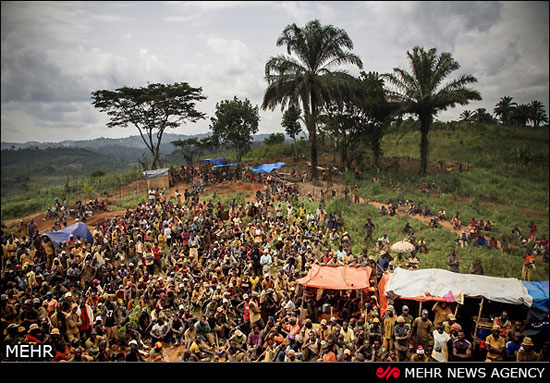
[
  {"x1": 383, "y1": 46, "x2": 481, "y2": 174},
  {"x1": 91, "y1": 82, "x2": 207, "y2": 169},
  {"x1": 262, "y1": 19, "x2": 363, "y2": 179},
  {"x1": 209, "y1": 97, "x2": 260, "y2": 162}
]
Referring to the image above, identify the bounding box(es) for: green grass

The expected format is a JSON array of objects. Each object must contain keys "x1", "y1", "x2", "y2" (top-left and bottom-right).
[{"x1": 295, "y1": 195, "x2": 548, "y2": 281}]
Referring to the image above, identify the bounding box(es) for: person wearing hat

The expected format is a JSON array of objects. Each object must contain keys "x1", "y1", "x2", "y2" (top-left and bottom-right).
[
  {"x1": 516, "y1": 336, "x2": 540, "y2": 361},
  {"x1": 3, "y1": 323, "x2": 20, "y2": 348},
  {"x1": 485, "y1": 324, "x2": 506, "y2": 361},
  {"x1": 442, "y1": 313, "x2": 458, "y2": 334},
  {"x1": 410, "y1": 345, "x2": 428, "y2": 362},
  {"x1": 25, "y1": 323, "x2": 42, "y2": 343},
  {"x1": 393, "y1": 316, "x2": 411, "y2": 361},
  {"x1": 382, "y1": 305, "x2": 397, "y2": 353},
  {"x1": 367, "y1": 317, "x2": 383, "y2": 344},
  {"x1": 151, "y1": 341, "x2": 165, "y2": 362},
  {"x1": 399, "y1": 305, "x2": 414, "y2": 327},
  {"x1": 125, "y1": 339, "x2": 145, "y2": 362}
]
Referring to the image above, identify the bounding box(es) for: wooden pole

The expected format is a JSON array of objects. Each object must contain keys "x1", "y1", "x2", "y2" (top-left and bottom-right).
[
  {"x1": 473, "y1": 297, "x2": 485, "y2": 346},
  {"x1": 418, "y1": 301, "x2": 423, "y2": 317},
  {"x1": 454, "y1": 303, "x2": 460, "y2": 316}
]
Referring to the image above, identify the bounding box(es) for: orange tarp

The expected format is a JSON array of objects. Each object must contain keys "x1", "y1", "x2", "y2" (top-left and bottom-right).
[{"x1": 296, "y1": 264, "x2": 372, "y2": 290}]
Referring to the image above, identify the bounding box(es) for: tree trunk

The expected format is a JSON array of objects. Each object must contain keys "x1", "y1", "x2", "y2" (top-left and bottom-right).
[
  {"x1": 419, "y1": 114, "x2": 432, "y2": 175},
  {"x1": 293, "y1": 138, "x2": 298, "y2": 159},
  {"x1": 309, "y1": 127, "x2": 318, "y2": 180}
]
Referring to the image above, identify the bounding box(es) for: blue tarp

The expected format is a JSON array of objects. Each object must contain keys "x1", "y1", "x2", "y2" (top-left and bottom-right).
[
  {"x1": 200, "y1": 157, "x2": 230, "y2": 166},
  {"x1": 522, "y1": 281, "x2": 549, "y2": 312},
  {"x1": 43, "y1": 222, "x2": 93, "y2": 250},
  {"x1": 212, "y1": 163, "x2": 240, "y2": 169},
  {"x1": 249, "y1": 162, "x2": 286, "y2": 174}
]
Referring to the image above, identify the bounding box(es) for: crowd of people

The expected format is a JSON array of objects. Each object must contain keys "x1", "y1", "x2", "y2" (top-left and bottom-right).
[{"x1": 1, "y1": 169, "x2": 548, "y2": 363}]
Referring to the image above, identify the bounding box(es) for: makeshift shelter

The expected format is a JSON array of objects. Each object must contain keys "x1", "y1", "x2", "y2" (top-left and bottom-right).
[
  {"x1": 43, "y1": 222, "x2": 93, "y2": 250},
  {"x1": 297, "y1": 264, "x2": 372, "y2": 290},
  {"x1": 249, "y1": 162, "x2": 286, "y2": 174},
  {"x1": 200, "y1": 158, "x2": 230, "y2": 166},
  {"x1": 378, "y1": 268, "x2": 533, "y2": 316},
  {"x1": 296, "y1": 264, "x2": 373, "y2": 322},
  {"x1": 212, "y1": 162, "x2": 240, "y2": 169},
  {"x1": 143, "y1": 168, "x2": 170, "y2": 190},
  {"x1": 522, "y1": 281, "x2": 549, "y2": 313},
  {"x1": 378, "y1": 267, "x2": 534, "y2": 346}
]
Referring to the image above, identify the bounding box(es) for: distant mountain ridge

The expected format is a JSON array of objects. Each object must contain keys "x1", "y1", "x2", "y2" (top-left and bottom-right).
[{"x1": 1, "y1": 133, "x2": 272, "y2": 151}]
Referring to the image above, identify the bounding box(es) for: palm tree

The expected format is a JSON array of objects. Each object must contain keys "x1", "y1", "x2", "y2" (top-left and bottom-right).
[
  {"x1": 494, "y1": 96, "x2": 517, "y2": 125},
  {"x1": 528, "y1": 100, "x2": 548, "y2": 127},
  {"x1": 459, "y1": 110, "x2": 475, "y2": 122},
  {"x1": 474, "y1": 108, "x2": 494, "y2": 123},
  {"x1": 383, "y1": 47, "x2": 481, "y2": 174},
  {"x1": 262, "y1": 19, "x2": 363, "y2": 179},
  {"x1": 510, "y1": 103, "x2": 531, "y2": 127}
]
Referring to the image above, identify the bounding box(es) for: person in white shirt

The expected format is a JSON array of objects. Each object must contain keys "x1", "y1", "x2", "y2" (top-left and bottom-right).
[{"x1": 432, "y1": 322, "x2": 451, "y2": 362}]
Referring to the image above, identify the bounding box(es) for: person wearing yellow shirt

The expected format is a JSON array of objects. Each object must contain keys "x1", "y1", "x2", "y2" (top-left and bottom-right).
[
  {"x1": 432, "y1": 301, "x2": 453, "y2": 326},
  {"x1": 382, "y1": 305, "x2": 397, "y2": 353},
  {"x1": 485, "y1": 325, "x2": 506, "y2": 361}
]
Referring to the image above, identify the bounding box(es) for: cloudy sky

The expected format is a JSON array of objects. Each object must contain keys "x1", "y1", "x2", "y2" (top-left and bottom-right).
[{"x1": 1, "y1": 1, "x2": 548, "y2": 143}]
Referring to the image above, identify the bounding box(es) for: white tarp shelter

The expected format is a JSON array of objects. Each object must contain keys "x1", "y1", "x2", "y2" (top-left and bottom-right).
[
  {"x1": 142, "y1": 168, "x2": 170, "y2": 179},
  {"x1": 385, "y1": 267, "x2": 533, "y2": 307}
]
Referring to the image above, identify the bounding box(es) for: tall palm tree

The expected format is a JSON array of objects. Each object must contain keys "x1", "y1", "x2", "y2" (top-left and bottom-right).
[
  {"x1": 383, "y1": 47, "x2": 481, "y2": 174},
  {"x1": 528, "y1": 100, "x2": 548, "y2": 127},
  {"x1": 262, "y1": 19, "x2": 363, "y2": 179},
  {"x1": 511, "y1": 103, "x2": 531, "y2": 127},
  {"x1": 459, "y1": 110, "x2": 475, "y2": 122},
  {"x1": 493, "y1": 96, "x2": 517, "y2": 125}
]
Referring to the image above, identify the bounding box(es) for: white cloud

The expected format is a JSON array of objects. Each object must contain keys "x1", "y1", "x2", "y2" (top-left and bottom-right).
[{"x1": 1, "y1": 1, "x2": 548, "y2": 143}]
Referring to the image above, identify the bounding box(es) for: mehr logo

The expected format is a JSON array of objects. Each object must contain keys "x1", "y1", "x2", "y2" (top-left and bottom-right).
[
  {"x1": 4, "y1": 344, "x2": 54, "y2": 359},
  {"x1": 376, "y1": 365, "x2": 401, "y2": 380}
]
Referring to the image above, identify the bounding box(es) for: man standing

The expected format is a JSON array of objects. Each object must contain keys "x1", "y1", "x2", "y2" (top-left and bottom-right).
[
  {"x1": 393, "y1": 316, "x2": 410, "y2": 361},
  {"x1": 432, "y1": 322, "x2": 451, "y2": 362},
  {"x1": 382, "y1": 305, "x2": 397, "y2": 353},
  {"x1": 411, "y1": 309, "x2": 433, "y2": 350},
  {"x1": 447, "y1": 249, "x2": 460, "y2": 273}
]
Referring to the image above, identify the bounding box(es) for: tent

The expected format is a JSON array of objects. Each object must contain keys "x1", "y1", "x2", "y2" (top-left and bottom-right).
[
  {"x1": 200, "y1": 158, "x2": 230, "y2": 166},
  {"x1": 249, "y1": 162, "x2": 286, "y2": 174},
  {"x1": 142, "y1": 168, "x2": 170, "y2": 189},
  {"x1": 378, "y1": 267, "x2": 533, "y2": 316},
  {"x1": 522, "y1": 281, "x2": 549, "y2": 313},
  {"x1": 43, "y1": 222, "x2": 93, "y2": 250},
  {"x1": 212, "y1": 162, "x2": 240, "y2": 169},
  {"x1": 296, "y1": 264, "x2": 372, "y2": 290}
]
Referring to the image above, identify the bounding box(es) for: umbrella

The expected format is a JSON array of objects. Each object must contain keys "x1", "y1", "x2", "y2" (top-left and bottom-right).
[{"x1": 390, "y1": 240, "x2": 416, "y2": 254}]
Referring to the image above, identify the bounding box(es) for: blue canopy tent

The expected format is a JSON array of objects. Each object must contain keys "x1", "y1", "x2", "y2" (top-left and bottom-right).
[
  {"x1": 522, "y1": 281, "x2": 549, "y2": 312},
  {"x1": 212, "y1": 163, "x2": 240, "y2": 169},
  {"x1": 200, "y1": 158, "x2": 230, "y2": 166},
  {"x1": 249, "y1": 162, "x2": 286, "y2": 174},
  {"x1": 43, "y1": 222, "x2": 93, "y2": 250}
]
